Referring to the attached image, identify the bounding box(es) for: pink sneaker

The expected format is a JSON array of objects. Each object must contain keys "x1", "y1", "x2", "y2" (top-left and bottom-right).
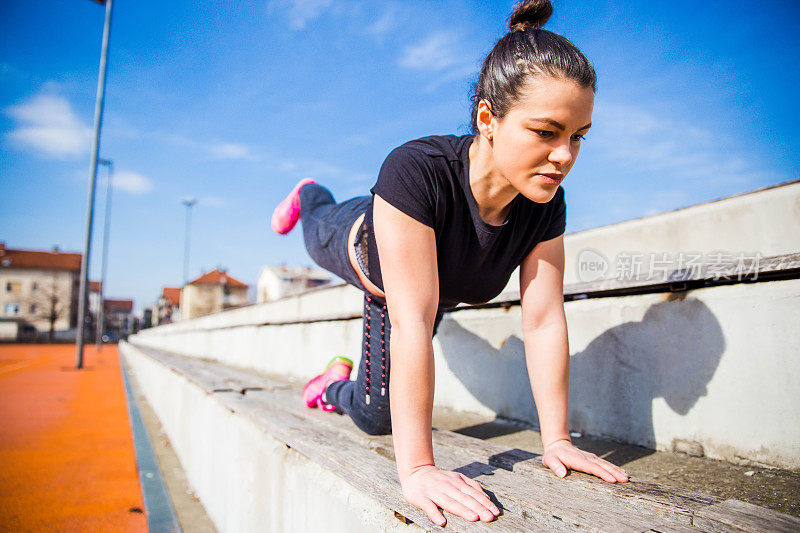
[
  {"x1": 303, "y1": 356, "x2": 353, "y2": 412},
  {"x1": 271, "y1": 177, "x2": 316, "y2": 235}
]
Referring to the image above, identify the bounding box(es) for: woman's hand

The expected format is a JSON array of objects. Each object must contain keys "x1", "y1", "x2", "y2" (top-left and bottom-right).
[
  {"x1": 401, "y1": 465, "x2": 500, "y2": 527},
  {"x1": 543, "y1": 439, "x2": 629, "y2": 482}
]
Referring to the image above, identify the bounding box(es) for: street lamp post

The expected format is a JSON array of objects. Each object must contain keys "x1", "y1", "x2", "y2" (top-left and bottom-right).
[
  {"x1": 95, "y1": 158, "x2": 113, "y2": 351},
  {"x1": 76, "y1": 0, "x2": 114, "y2": 369},
  {"x1": 182, "y1": 198, "x2": 198, "y2": 283}
]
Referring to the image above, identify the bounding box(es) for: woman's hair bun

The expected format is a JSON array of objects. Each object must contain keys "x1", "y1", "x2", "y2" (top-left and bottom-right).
[{"x1": 508, "y1": 0, "x2": 553, "y2": 31}]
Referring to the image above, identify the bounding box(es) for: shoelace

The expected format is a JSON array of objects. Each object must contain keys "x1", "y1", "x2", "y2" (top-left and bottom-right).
[{"x1": 364, "y1": 295, "x2": 388, "y2": 406}]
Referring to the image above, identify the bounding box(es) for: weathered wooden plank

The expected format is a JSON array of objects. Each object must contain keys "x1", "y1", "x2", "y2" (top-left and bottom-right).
[
  {"x1": 203, "y1": 375, "x2": 708, "y2": 531},
  {"x1": 639, "y1": 526, "x2": 699, "y2": 533},
  {"x1": 139, "y1": 347, "x2": 266, "y2": 394},
  {"x1": 431, "y1": 429, "x2": 721, "y2": 516},
  {"x1": 242, "y1": 376, "x2": 702, "y2": 532},
  {"x1": 432, "y1": 455, "x2": 703, "y2": 532},
  {"x1": 136, "y1": 347, "x2": 538, "y2": 531},
  {"x1": 217, "y1": 392, "x2": 551, "y2": 532},
  {"x1": 133, "y1": 345, "x2": 799, "y2": 533},
  {"x1": 692, "y1": 499, "x2": 800, "y2": 532},
  {"x1": 230, "y1": 386, "x2": 720, "y2": 533},
  {"x1": 240, "y1": 389, "x2": 664, "y2": 531}
]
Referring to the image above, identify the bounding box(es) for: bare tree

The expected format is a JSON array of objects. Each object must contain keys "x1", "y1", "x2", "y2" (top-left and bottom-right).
[{"x1": 27, "y1": 273, "x2": 70, "y2": 342}]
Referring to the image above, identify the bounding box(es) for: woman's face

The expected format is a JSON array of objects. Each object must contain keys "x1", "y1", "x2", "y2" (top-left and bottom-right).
[{"x1": 486, "y1": 76, "x2": 594, "y2": 203}]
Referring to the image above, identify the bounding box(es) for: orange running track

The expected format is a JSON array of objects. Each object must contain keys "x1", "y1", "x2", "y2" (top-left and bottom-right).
[{"x1": 0, "y1": 344, "x2": 147, "y2": 532}]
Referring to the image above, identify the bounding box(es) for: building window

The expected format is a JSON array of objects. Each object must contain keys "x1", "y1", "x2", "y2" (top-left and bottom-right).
[
  {"x1": 32, "y1": 282, "x2": 38, "y2": 291},
  {"x1": 6, "y1": 281, "x2": 21, "y2": 293},
  {"x1": 4, "y1": 303, "x2": 20, "y2": 316},
  {"x1": 30, "y1": 304, "x2": 37, "y2": 314}
]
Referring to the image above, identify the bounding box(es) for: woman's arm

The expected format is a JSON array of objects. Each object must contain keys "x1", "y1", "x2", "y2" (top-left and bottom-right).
[
  {"x1": 519, "y1": 234, "x2": 628, "y2": 483},
  {"x1": 373, "y1": 194, "x2": 499, "y2": 527}
]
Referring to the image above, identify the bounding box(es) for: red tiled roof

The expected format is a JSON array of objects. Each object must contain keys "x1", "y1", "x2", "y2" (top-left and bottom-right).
[
  {"x1": 161, "y1": 287, "x2": 181, "y2": 306},
  {"x1": 187, "y1": 268, "x2": 248, "y2": 288},
  {"x1": 103, "y1": 299, "x2": 133, "y2": 312},
  {"x1": 0, "y1": 243, "x2": 81, "y2": 271}
]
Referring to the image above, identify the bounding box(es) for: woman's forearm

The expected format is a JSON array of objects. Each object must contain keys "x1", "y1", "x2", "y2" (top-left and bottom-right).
[
  {"x1": 389, "y1": 322, "x2": 436, "y2": 481},
  {"x1": 523, "y1": 319, "x2": 572, "y2": 448}
]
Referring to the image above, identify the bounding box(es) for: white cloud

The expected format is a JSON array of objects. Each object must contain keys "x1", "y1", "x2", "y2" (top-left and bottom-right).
[
  {"x1": 269, "y1": 0, "x2": 332, "y2": 30},
  {"x1": 276, "y1": 160, "x2": 299, "y2": 173},
  {"x1": 6, "y1": 92, "x2": 92, "y2": 159},
  {"x1": 201, "y1": 195, "x2": 227, "y2": 207},
  {"x1": 398, "y1": 31, "x2": 479, "y2": 92},
  {"x1": 399, "y1": 32, "x2": 459, "y2": 71},
  {"x1": 267, "y1": 156, "x2": 343, "y2": 179},
  {"x1": 112, "y1": 170, "x2": 153, "y2": 194},
  {"x1": 210, "y1": 142, "x2": 253, "y2": 160},
  {"x1": 591, "y1": 101, "x2": 773, "y2": 186},
  {"x1": 147, "y1": 131, "x2": 260, "y2": 161},
  {"x1": 365, "y1": 5, "x2": 398, "y2": 38}
]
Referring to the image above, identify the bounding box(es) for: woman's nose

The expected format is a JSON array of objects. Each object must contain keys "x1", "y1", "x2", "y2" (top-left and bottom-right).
[{"x1": 548, "y1": 143, "x2": 573, "y2": 166}]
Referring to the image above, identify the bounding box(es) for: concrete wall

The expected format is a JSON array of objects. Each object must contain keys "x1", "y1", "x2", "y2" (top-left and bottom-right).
[
  {"x1": 486, "y1": 180, "x2": 800, "y2": 291},
  {"x1": 562, "y1": 180, "x2": 800, "y2": 285},
  {"x1": 130, "y1": 278, "x2": 800, "y2": 470},
  {"x1": 435, "y1": 280, "x2": 800, "y2": 469},
  {"x1": 129, "y1": 181, "x2": 800, "y2": 469},
  {"x1": 122, "y1": 342, "x2": 416, "y2": 533}
]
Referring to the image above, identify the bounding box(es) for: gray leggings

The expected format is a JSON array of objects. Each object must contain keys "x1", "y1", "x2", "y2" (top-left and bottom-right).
[{"x1": 299, "y1": 183, "x2": 444, "y2": 435}]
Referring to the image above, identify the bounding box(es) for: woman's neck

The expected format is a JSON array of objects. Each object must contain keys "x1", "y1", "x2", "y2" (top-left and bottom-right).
[{"x1": 468, "y1": 135, "x2": 519, "y2": 226}]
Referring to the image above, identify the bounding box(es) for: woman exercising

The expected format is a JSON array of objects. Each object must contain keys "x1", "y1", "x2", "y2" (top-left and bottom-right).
[{"x1": 271, "y1": 0, "x2": 628, "y2": 526}]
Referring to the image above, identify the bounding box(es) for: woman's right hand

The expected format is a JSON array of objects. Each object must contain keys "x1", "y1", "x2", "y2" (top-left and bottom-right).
[{"x1": 401, "y1": 465, "x2": 500, "y2": 527}]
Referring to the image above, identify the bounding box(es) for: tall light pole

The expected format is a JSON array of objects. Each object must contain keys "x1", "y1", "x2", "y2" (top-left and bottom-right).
[
  {"x1": 95, "y1": 158, "x2": 113, "y2": 351},
  {"x1": 182, "y1": 198, "x2": 198, "y2": 283},
  {"x1": 76, "y1": 0, "x2": 114, "y2": 369}
]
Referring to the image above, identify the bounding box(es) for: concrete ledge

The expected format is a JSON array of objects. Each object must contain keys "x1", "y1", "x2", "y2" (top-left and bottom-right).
[
  {"x1": 121, "y1": 342, "x2": 416, "y2": 533},
  {"x1": 137, "y1": 283, "x2": 364, "y2": 335},
  {"x1": 120, "y1": 342, "x2": 800, "y2": 532},
  {"x1": 130, "y1": 278, "x2": 800, "y2": 470},
  {"x1": 562, "y1": 180, "x2": 800, "y2": 285}
]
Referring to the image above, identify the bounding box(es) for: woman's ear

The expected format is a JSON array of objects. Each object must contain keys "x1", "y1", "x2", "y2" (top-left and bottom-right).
[{"x1": 476, "y1": 99, "x2": 496, "y2": 142}]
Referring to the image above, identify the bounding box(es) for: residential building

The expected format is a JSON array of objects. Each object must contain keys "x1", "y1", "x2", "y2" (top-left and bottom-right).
[
  {"x1": 181, "y1": 268, "x2": 249, "y2": 320},
  {"x1": 257, "y1": 265, "x2": 333, "y2": 303},
  {"x1": 0, "y1": 242, "x2": 80, "y2": 340},
  {"x1": 154, "y1": 286, "x2": 181, "y2": 325},
  {"x1": 141, "y1": 308, "x2": 153, "y2": 330},
  {"x1": 103, "y1": 299, "x2": 134, "y2": 340},
  {"x1": 88, "y1": 280, "x2": 103, "y2": 337}
]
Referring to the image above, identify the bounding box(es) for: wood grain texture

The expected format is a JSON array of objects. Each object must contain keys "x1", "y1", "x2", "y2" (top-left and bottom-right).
[{"x1": 131, "y1": 345, "x2": 800, "y2": 532}]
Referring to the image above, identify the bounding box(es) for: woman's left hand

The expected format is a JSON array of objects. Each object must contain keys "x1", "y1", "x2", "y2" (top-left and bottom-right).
[{"x1": 542, "y1": 439, "x2": 629, "y2": 483}]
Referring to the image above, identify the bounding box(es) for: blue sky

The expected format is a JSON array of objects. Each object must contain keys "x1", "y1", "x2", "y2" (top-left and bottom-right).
[{"x1": 1, "y1": 0, "x2": 798, "y2": 313}]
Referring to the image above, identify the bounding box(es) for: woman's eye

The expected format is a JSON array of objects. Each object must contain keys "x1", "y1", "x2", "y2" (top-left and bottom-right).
[
  {"x1": 532, "y1": 129, "x2": 554, "y2": 138},
  {"x1": 571, "y1": 134, "x2": 587, "y2": 142}
]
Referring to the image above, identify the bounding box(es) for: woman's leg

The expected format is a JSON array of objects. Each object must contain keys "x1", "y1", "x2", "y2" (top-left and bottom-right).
[
  {"x1": 326, "y1": 294, "x2": 446, "y2": 435},
  {"x1": 292, "y1": 182, "x2": 446, "y2": 433},
  {"x1": 298, "y1": 183, "x2": 371, "y2": 290}
]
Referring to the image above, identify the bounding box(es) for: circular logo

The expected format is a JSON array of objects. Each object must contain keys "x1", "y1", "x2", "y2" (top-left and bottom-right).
[{"x1": 577, "y1": 248, "x2": 609, "y2": 283}]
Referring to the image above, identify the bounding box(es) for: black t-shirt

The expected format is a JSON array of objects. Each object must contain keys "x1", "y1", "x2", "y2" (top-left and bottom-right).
[{"x1": 362, "y1": 134, "x2": 566, "y2": 308}]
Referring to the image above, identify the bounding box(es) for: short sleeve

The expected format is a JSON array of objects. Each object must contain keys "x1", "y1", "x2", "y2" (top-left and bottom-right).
[
  {"x1": 540, "y1": 186, "x2": 567, "y2": 241},
  {"x1": 370, "y1": 145, "x2": 436, "y2": 228}
]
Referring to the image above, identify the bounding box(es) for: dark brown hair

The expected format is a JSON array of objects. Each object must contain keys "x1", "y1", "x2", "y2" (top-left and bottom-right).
[{"x1": 470, "y1": 0, "x2": 596, "y2": 133}]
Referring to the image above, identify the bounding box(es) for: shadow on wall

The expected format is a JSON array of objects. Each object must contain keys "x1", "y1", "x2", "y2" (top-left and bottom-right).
[{"x1": 436, "y1": 295, "x2": 725, "y2": 455}]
